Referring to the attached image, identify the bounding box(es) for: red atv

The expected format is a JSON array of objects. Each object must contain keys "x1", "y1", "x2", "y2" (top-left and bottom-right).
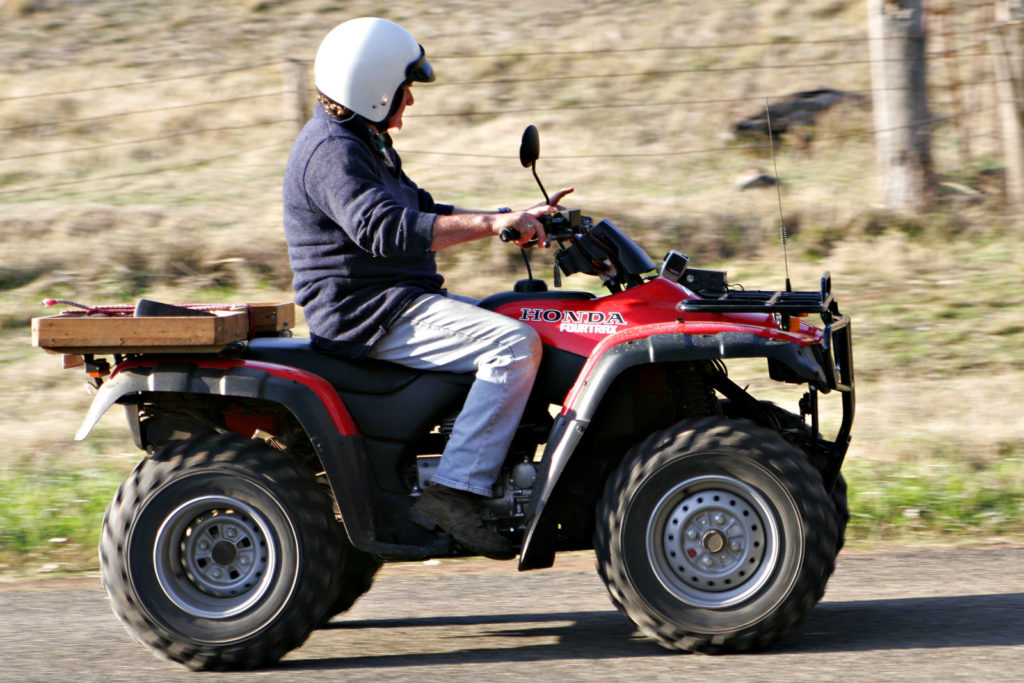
[{"x1": 39, "y1": 127, "x2": 853, "y2": 670}]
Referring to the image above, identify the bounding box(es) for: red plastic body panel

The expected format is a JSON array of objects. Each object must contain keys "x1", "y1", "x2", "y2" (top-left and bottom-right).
[
  {"x1": 493, "y1": 277, "x2": 823, "y2": 357},
  {"x1": 114, "y1": 357, "x2": 361, "y2": 436},
  {"x1": 494, "y1": 276, "x2": 827, "y2": 410}
]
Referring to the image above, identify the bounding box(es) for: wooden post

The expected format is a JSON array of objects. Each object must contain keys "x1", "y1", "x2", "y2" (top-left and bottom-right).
[
  {"x1": 868, "y1": 0, "x2": 936, "y2": 212},
  {"x1": 991, "y1": 0, "x2": 1024, "y2": 208},
  {"x1": 285, "y1": 59, "x2": 312, "y2": 134}
]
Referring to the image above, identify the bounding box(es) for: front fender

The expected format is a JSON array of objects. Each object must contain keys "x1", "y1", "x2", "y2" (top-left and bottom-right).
[{"x1": 518, "y1": 328, "x2": 833, "y2": 570}]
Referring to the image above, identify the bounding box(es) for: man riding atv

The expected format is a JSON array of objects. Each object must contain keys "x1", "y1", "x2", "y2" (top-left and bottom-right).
[
  {"x1": 283, "y1": 17, "x2": 572, "y2": 559},
  {"x1": 37, "y1": 16, "x2": 854, "y2": 671}
]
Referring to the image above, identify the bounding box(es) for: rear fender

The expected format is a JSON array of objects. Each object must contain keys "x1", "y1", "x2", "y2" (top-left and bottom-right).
[
  {"x1": 75, "y1": 359, "x2": 415, "y2": 556},
  {"x1": 519, "y1": 327, "x2": 832, "y2": 570},
  {"x1": 76, "y1": 359, "x2": 359, "y2": 441}
]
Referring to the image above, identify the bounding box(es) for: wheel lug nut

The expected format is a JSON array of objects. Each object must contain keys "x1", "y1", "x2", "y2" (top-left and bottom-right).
[
  {"x1": 702, "y1": 556, "x2": 714, "y2": 568},
  {"x1": 686, "y1": 529, "x2": 698, "y2": 541},
  {"x1": 712, "y1": 513, "x2": 725, "y2": 525},
  {"x1": 730, "y1": 541, "x2": 742, "y2": 552}
]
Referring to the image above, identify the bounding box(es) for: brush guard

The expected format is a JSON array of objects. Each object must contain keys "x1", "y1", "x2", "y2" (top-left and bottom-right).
[{"x1": 678, "y1": 271, "x2": 855, "y2": 487}]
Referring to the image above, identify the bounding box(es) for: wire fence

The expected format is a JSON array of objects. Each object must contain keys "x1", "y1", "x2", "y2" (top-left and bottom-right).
[{"x1": 0, "y1": 5, "x2": 1013, "y2": 199}]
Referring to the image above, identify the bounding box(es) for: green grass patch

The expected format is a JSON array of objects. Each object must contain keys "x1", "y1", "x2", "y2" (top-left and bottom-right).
[
  {"x1": 2, "y1": 446, "x2": 1022, "y2": 576},
  {"x1": 845, "y1": 456, "x2": 1024, "y2": 542},
  {"x1": 0, "y1": 458, "x2": 127, "y2": 573}
]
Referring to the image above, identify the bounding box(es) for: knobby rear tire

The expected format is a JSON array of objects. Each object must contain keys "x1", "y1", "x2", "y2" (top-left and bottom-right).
[{"x1": 100, "y1": 433, "x2": 341, "y2": 670}]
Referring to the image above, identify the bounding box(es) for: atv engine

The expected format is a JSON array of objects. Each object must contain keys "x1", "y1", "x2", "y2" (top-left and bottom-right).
[{"x1": 415, "y1": 455, "x2": 537, "y2": 531}]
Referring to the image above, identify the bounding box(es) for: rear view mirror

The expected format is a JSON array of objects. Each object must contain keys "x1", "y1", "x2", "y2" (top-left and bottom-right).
[{"x1": 519, "y1": 125, "x2": 540, "y2": 168}]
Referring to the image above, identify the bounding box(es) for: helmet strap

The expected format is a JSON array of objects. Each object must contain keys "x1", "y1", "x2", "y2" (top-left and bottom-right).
[{"x1": 371, "y1": 82, "x2": 409, "y2": 134}]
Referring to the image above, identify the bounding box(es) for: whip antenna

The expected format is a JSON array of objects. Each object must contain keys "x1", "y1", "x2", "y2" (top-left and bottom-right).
[{"x1": 764, "y1": 96, "x2": 792, "y2": 292}]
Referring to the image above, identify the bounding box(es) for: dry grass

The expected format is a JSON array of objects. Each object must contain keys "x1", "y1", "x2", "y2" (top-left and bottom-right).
[{"x1": 1, "y1": 0, "x2": 1022, "y2": 571}]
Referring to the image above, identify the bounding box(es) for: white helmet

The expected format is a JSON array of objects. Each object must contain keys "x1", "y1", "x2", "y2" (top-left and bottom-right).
[{"x1": 314, "y1": 17, "x2": 435, "y2": 123}]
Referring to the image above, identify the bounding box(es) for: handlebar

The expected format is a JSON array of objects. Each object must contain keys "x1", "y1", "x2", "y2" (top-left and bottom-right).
[{"x1": 498, "y1": 209, "x2": 583, "y2": 245}]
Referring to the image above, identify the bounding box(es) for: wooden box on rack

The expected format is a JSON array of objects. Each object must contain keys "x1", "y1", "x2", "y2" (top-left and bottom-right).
[{"x1": 31, "y1": 310, "x2": 251, "y2": 355}]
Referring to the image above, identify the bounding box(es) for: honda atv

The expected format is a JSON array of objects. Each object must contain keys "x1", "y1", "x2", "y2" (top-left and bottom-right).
[{"x1": 33, "y1": 126, "x2": 854, "y2": 670}]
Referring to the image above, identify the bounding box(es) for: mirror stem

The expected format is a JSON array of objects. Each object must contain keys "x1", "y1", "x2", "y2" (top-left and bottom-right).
[{"x1": 532, "y1": 163, "x2": 550, "y2": 204}]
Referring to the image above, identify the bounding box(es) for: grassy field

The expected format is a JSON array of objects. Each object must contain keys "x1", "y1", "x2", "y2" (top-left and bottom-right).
[{"x1": 1, "y1": 0, "x2": 1022, "y2": 574}]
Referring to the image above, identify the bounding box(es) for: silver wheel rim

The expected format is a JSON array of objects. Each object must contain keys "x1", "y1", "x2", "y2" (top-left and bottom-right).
[
  {"x1": 153, "y1": 495, "x2": 278, "y2": 619},
  {"x1": 645, "y1": 474, "x2": 780, "y2": 608}
]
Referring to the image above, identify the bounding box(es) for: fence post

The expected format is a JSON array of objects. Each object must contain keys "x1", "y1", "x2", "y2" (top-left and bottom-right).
[
  {"x1": 867, "y1": 0, "x2": 935, "y2": 212},
  {"x1": 285, "y1": 59, "x2": 311, "y2": 134},
  {"x1": 991, "y1": 1, "x2": 1024, "y2": 209}
]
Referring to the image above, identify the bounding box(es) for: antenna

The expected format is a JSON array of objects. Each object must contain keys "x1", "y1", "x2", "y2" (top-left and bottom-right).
[{"x1": 764, "y1": 97, "x2": 792, "y2": 293}]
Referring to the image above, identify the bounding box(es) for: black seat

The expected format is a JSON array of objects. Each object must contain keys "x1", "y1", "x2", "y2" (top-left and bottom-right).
[
  {"x1": 244, "y1": 337, "x2": 473, "y2": 441},
  {"x1": 245, "y1": 337, "x2": 470, "y2": 395}
]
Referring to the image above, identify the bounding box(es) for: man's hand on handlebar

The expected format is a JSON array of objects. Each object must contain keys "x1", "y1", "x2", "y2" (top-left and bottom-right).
[
  {"x1": 494, "y1": 209, "x2": 548, "y2": 248},
  {"x1": 495, "y1": 187, "x2": 574, "y2": 248}
]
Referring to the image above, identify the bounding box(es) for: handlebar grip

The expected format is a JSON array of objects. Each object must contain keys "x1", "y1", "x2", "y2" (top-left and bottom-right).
[{"x1": 501, "y1": 212, "x2": 553, "y2": 240}]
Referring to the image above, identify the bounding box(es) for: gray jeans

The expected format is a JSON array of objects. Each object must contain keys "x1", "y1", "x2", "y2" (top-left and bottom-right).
[{"x1": 365, "y1": 293, "x2": 542, "y2": 496}]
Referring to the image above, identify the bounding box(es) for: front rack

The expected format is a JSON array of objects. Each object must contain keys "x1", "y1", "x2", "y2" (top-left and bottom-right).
[
  {"x1": 678, "y1": 272, "x2": 834, "y2": 318},
  {"x1": 677, "y1": 270, "x2": 855, "y2": 454},
  {"x1": 677, "y1": 271, "x2": 840, "y2": 332}
]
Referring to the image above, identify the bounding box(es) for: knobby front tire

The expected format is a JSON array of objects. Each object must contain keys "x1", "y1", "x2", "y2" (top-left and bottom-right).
[{"x1": 594, "y1": 417, "x2": 837, "y2": 654}]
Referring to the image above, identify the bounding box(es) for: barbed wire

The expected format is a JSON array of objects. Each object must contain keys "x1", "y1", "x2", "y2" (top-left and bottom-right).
[
  {"x1": 0, "y1": 24, "x2": 999, "y2": 102},
  {"x1": 429, "y1": 23, "x2": 999, "y2": 60},
  {"x1": 1, "y1": 101, "x2": 997, "y2": 198},
  {"x1": 0, "y1": 140, "x2": 290, "y2": 196},
  {"x1": 432, "y1": 33, "x2": 988, "y2": 60},
  {"x1": 406, "y1": 84, "x2": 1006, "y2": 119},
  {"x1": 0, "y1": 13, "x2": 1009, "y2": 197},
  {"x1": 2, "y1": 79, "x2": 997, "y2": 137},
  {"x1": 0, "y1": 78, "x2": 1000, "y2": 162},
  {"x1": 0, "y1": 119, "x2": 291, "y2": 162},
  {"x1": 401, "y1": 104, "x2": 997, "y2": 161},
  {"x1": 0, "y1": 87, "x2": 983, "y2": 164},
  {"x1": 0, "y1": 60, "x2": 286, "y2": 102},
  {"x1": 429, "y1": 54, "x2": 995, "y2": 88},
  {"x1": 0, "y1": 91, "x2": 290, "y2": 133}
]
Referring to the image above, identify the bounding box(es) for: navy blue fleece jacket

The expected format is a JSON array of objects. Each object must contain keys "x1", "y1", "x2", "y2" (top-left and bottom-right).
[{"x1": 283, "y1": 106, "x2": 453, "y2": 357}]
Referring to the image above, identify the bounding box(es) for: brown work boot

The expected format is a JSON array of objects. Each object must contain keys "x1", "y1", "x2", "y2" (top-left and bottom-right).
[{"x1": 410, "y1": 484, "x2": 516, "y2": 560}]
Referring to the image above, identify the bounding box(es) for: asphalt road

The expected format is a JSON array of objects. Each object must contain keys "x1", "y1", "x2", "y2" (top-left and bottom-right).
[{"x1": 2, "y1": 547, "x2": 1022, "y2": 682}]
